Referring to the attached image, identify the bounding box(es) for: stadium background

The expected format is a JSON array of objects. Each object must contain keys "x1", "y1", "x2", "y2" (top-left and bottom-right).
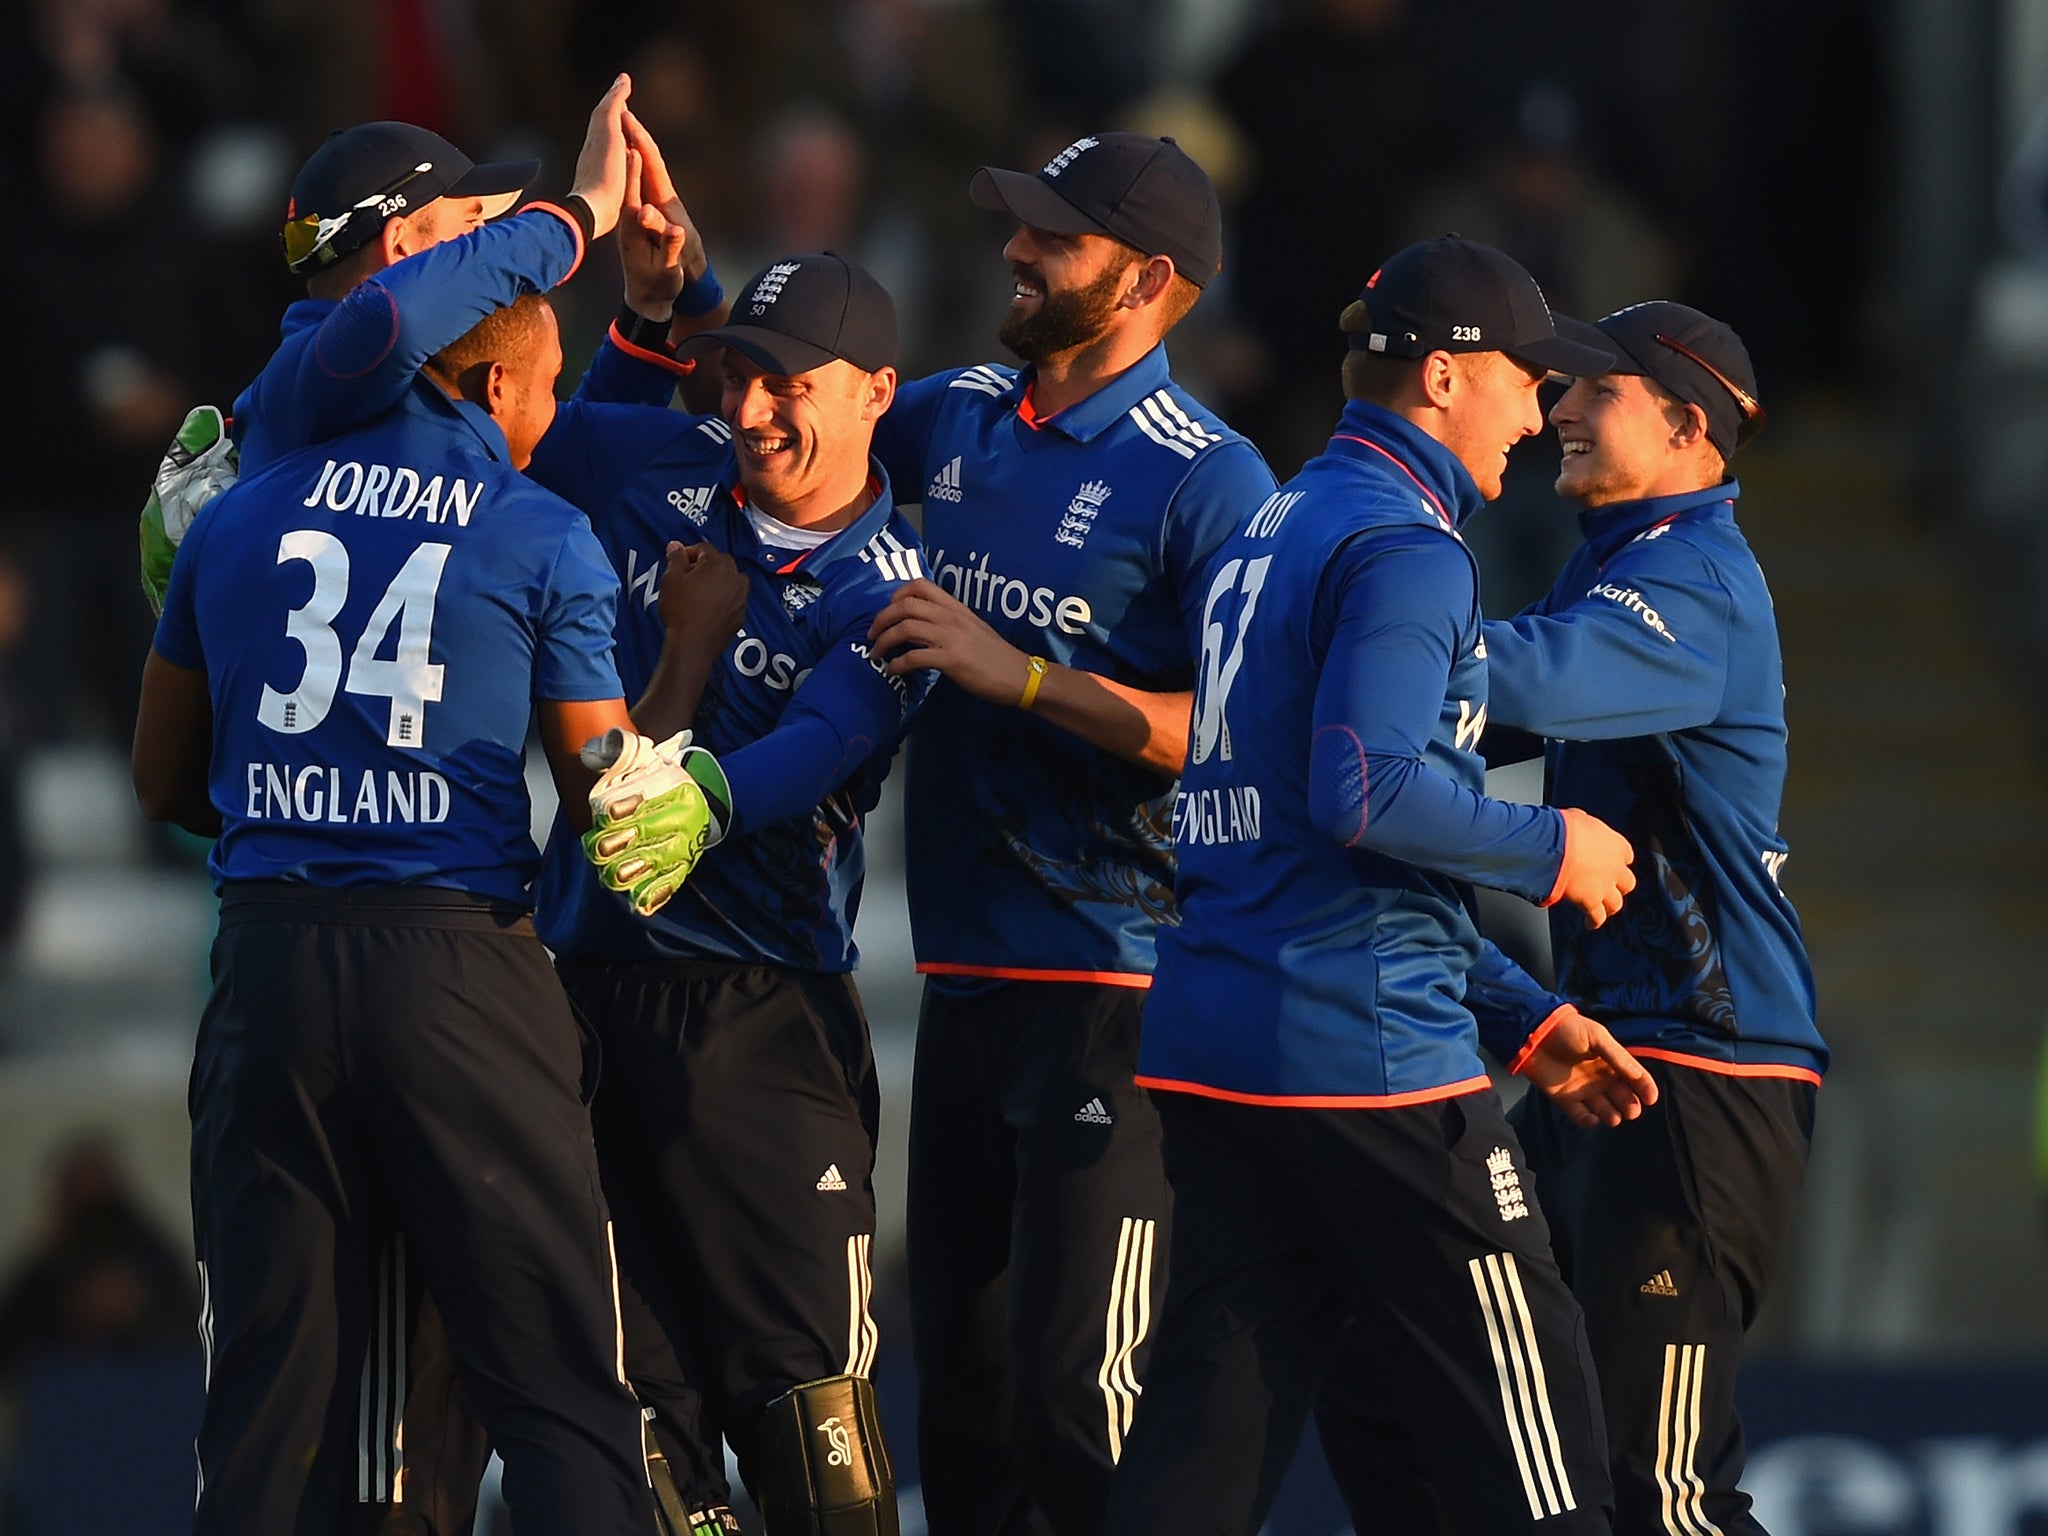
[{"x1": 0, "y1": 0, "x2": 2044, "y2": 1531}]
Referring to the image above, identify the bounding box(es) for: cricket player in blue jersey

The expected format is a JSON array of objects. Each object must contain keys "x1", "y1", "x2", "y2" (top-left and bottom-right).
[
  {"x1": 564, "y1": 137, "x2": 1267, "y2": 1532},
  {"x1": 1103, "y1": 238, "x2": 1656, "y2": 1535},
  {"x1": 131, "y1": 292, "x2": 714, "y2": 1536},
  {"x1": 1478, "y1": 302, "x2": 1822, "y2": 1536},
  {"x1": 853, "y1": 132, "x2": 1278, "y2": 1536},
  {"x1": 135, "y1": 86, "x2": 737, "y2": 1536},
  {"x1": 525, "y1": 253, "x2": 929, "y2": 1535}
]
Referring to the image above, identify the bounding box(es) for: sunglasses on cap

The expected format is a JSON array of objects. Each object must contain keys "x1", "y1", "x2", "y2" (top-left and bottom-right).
[
  {"x1": 1655, "y1": 332, "x2": 1766, "y2": 446},
  {"x1": 282, "y1": 161, "x2": 434, "y2": 272}
]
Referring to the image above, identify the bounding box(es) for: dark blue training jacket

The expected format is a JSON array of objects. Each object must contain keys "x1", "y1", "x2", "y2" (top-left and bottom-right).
[
  {"x1": 1138, "y1": 402, "x2": 1571, "y2": 1106},
  {"x1": 1482, "y1": 481, "x2": 1825, "y2": 1081}
]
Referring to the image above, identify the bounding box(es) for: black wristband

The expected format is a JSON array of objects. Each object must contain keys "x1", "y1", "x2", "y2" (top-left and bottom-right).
[
  {"x1": 615, "y1": 304, "x2": 675, "y2": 352},
  {"x1": 561, "y1": 194, "x2": 598, "y2": 249}
]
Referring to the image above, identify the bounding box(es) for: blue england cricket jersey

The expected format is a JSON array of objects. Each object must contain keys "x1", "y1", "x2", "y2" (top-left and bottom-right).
[
  {"x1": 152, "y1": 386, "x2": 624, "y2": 905},
  {"x1": 1482, "y1": 482, "x2": 1825, "y2": 1081},
  {"x1": 527, "y1": 399, "x2": 932, "y2": 971},
  {"x1": 1138, "y1": 402, "x2": 1571, "y2": 1105},
  {"x1": 234, "y1": 202, "x2": 587, "y2": 471},
  {"x1": 871, "y1": 347, "x2": 1276, "y2": 985}
]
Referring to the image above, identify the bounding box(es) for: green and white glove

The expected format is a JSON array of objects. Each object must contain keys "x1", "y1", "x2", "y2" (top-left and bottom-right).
[
  {"x1": 580, "y1": 728, "x2": 733, "y2": 917},
  {"x1": 140, "y1": 404, "x2": 239, "y2": 615}
]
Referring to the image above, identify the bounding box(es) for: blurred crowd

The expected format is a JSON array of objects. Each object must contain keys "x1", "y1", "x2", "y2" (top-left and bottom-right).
[
  {"x1": 0, "y1": 0, "x2": 1883, "y2": 964},
  {"x1": 0, "y1": 1139, "x2": 198, "y2": 1535}
]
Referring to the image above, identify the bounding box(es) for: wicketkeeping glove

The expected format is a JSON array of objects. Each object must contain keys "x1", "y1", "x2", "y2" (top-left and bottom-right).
[
  {"x1": 140, "y1": 404, "x2": 239, "y2": 615},
  {"x1": 580, "y1": 728, "x2": 733, "y2": 917}
]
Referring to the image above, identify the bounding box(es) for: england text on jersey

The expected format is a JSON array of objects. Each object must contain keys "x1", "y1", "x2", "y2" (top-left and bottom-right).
[{"x1": 242, "y1": 763, "x2": 452, "y2": 824}]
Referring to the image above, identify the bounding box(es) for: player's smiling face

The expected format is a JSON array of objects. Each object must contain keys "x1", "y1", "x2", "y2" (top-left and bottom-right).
[
  {"x1": 1438, "y1": 351, "x2": 1547, "y2": 501},
  {"x1": 721, "y1": 351, "x2": 894, "y2": 526},
  {"x1": 997, "y1": 225, "x2": 1133, "y2": 361},
  {"x1": 1550, "y1": 372, "x2": 1691, "y2": 508}
]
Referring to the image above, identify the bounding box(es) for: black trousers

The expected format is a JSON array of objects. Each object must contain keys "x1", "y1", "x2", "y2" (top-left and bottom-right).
[
  {"x1": 189, "y1": 886, "x2": 650, "y2": 1536},
  {"x1": 907, "y1": 981, "x2": 1172, "y2": 1536},
  {"x1": 1507, "y1": 1060, "x2": 1815, "y2": 1536},
  {"x1": 560, "y1": 958, "x2": 885, "y2": 1502},
  {"x1": 1105, "y1": 1089, "x2": 1614, "y2": 1536}
]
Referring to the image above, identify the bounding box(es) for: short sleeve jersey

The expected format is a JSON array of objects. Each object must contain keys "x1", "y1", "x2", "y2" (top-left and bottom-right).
[
  {"x1": 152, "y1": 388, "x2": 622, "y2": 904},
  {"x1": 871, "y1": 345, "x2": 1276, "y2": 985},
  {"x1": 527, "y1": 399, "x2": 933, "y2": 971}
]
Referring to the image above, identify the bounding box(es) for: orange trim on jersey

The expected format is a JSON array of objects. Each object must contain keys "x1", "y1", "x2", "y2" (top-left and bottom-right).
[
  {"x1": 520, "y1": 200, "x2": 586, "y2": 282},
  {"x1": 1015, "y1": 383, "x2": 1045, "y2": 430},
  {"x1": 917, "y1": 962, "x2": 1153, "y2": 989},
  {"x1": 1133, "y1": 1073, "x2": 1493, "y2": 1110},
  {"x1": 1630, "y1": 1048, "x2": 1823, "y2": 1086},
  {"x1": 606, "y1": 319, "x2": 694, "y2": 377},
  {"x1": 1507, "y1": 1004, "x2": 1575, "y2": 1078}
]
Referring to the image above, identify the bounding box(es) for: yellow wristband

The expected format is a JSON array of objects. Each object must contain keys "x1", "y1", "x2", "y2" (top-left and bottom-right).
[{"x1": 1018, "y1": 654, "x2": 1049, "y2": 711}]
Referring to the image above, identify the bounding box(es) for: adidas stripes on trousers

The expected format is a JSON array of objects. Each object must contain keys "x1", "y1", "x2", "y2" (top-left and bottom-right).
[
  {"x1": 1501, "y1": 1058, "x2": 1816, "y2": 1536},
  {"x1": 558, "y1": 958, "x2": 886, "y2": 1500},
  {"x1": 906, "y1": 980, "x2": 1172, "y2": 1536},
  {"x1": 1106, "y1": 1087, "x2": 1614, "y2": 1536}
]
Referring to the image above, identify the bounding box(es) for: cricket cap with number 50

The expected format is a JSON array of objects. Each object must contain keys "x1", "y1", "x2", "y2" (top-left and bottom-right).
[{"x1": 282, "y1": 122, "x2": 539, "y2": 274}]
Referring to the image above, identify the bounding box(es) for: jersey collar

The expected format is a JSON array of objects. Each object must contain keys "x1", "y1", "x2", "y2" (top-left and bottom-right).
[
  {"x1": 281, "y1": 296, "x2": 511, "y2": 466},
  {"x1": 1577, "y1": 480, "x2": 1739, "y2": 563},
  {"x1": 724, "y1": 460, "x2": 903, "y2": 578},
  {"x1": 1005, "y1": 343, "x2": 1174, "y2": 444},
  {"x1": 401, "y1": 375, "x2": 512, "y2": 462},
  {"x1": 1324, "y1": 400, "x2": 1484, "y2": 532}
]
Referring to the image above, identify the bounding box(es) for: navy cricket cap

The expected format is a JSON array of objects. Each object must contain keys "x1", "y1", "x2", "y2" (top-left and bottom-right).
[
  {"x1": 1341, "y1": 236, "x2": 1613, "y2": 378},
  {"x1": 678, "y1": 253, "x2": 898, "y2": 376},
  {"x1": 1556, "y1": 301, "x2": 1765, "y2": 458},
  {"x1": 283, "y1": 121, "x2": 539, "y2": 274},
  {"x1": 968, "y1": 132, "x2": 1224, "y2": 288}
]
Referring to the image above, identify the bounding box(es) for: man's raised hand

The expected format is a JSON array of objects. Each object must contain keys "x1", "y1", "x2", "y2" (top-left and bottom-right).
[
  {"x1": 624, "y1": 113, "x2": 711, "y2": 282},
  {"x1": 619, "y1": 146, "x2": 688, "y2": 318},
  {"x1": 568, "y1": 74, "x2": 634, "y2": 239}
]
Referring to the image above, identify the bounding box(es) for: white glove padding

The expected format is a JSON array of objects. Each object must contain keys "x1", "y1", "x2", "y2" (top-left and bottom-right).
[
  {"x1": 580, "y1": 728, "x2": 730, "y2": 838},
  {"x1": 140, "y1": 404, "x2": 239, "y2": 614},
  {"x1": 154, "y1": 405, "x2": 238, "y2": 546}
]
